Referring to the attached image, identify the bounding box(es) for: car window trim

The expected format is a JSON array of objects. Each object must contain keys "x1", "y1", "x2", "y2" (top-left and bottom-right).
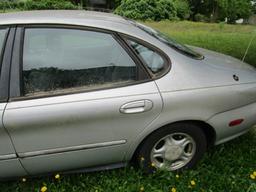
[
  {"x1": 9, "y1": 24, "x2": 153, "y2": 102},
  {"x1": 0, "y1": 26, "x2": 15, "y2": 103},
  {"x1": 119, "y1": 33, "x2": 171, "y2": 80},
  {"x1": 113, "y1": 32, "x2": 151, "y2": 81},
  {"x1": 9, "y1": 27, "x2": 23, "y2": 99}
]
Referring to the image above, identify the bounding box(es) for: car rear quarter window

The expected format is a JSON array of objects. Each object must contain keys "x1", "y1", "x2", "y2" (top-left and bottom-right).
[
  {"x1": 22, "y1": 28, "x2": 140, "y2": 97},
  {"x1": 128, "y1": 40, "x2": 165, "y2": 74}
]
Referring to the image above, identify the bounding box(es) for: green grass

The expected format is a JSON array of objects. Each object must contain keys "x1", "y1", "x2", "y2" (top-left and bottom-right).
[
  {"x1": 0, "y1": 21, "x2": 256, "y2": 191},
  {"x1": 144, "y1": 21, "x2": 256, "y2": 67}
]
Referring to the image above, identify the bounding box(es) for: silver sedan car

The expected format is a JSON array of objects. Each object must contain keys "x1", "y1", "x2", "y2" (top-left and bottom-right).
[{"x1": 0, "y1": 10, "x2": 256, "y2": 179}]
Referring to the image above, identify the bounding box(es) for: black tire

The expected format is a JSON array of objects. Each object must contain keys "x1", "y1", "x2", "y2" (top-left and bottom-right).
[{"x1": 135, "y1": 123, "x2": 207, "y2": 173}]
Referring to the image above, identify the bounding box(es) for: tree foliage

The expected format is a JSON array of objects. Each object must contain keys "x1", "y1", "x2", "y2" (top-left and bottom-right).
[
  {"x1": 253, "y1": 0, "x2": 256, "y2": 14},
  {"x1": 217, "y1": 0, "x2": 252, "y2": 23},
  {"x1": 174, "y1": 0, "x2": 190, "y2": 20},
  {"x1": 188, "y1": 0, "x2": 253, "y2": 23},
  {"x1": 0, "y1": 0, "x2": 78, "y2": 11},
  {"x1": 115, "y1": 0, "x2": 177, "y2": 21},
  {"x1": 0, "y1": 0, "x2": 254, "y2": 23},
  {"x1": 188, "y1": 0, "x2": 217, "y2": 19},
  {"x1": 114, "y1": 0, "x2": 122, "y2": 8}
]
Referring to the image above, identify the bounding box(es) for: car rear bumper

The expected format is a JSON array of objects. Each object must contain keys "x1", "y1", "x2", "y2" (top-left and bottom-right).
[{"x1": 207, "y1": 102, "x2": 256, "y2": 145}]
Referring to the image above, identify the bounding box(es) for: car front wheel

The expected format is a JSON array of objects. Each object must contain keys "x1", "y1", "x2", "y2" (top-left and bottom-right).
[{"x1": 135, "y1": 123, "x2": 207, "y2": 173}]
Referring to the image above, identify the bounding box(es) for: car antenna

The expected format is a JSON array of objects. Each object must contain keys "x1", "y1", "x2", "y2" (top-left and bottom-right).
[{"x1": 242, "y1": 30, "x2": 256, "y2": 63}]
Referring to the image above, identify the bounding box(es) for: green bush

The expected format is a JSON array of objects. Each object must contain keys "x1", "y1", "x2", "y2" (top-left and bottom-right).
[
  {"x1": 21, "y1": 0, "x2": 78, "y2": 10},
  {"x1": 194, "y1": 13, "x2": 208, "y2": 22},
  {"x1": 114, "y1": 0, "x2": 122, "y2": 8},
  {"x1": 115, "y1": 0, "x2": 177, "y2": 21},
  {"x1": 174, "y1": 0, "x2": 190, "y2": 20},
  {"x1": 0, "y1": 1, "x2": 13, "y2": 11},
  {"x1": 0, "y1": 0, "x2": 78, "y2": 11}
]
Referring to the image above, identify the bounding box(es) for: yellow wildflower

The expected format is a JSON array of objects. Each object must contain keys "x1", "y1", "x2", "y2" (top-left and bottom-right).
[
  {"x1": 151, "y1": 163, "x2": 155, "y2": 167},
  {"x1": 253, "y1": 171, "x2": 256, "y2": 177},
  {"x1": 250, "y1": 174, "x2": 256, "y2": 180},
  {"x1": 41, "y1": 186, "x2": 47, "y2": 192},
  {"x1": 190, "y1": 180, "x2": 196, "y2": 186},
  {"x1": 171, "y1": 187, "x2": 177, "y2": 192},
  {"x1": 140, "y1": 186, "x2": 145, "y2": 192},
  {"x1": 22, "y1": 178, "x2": 26, "y2": 182},
  {"x1": 55, "y1": 174, "x2": 60, "y2": 180},
  {"x1": 175, "y1": 174, "x2": 179, "y2": 179}
]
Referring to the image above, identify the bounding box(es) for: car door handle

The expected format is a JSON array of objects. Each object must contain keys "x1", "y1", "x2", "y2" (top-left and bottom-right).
[{"x1": 120, "y1": 100, "x2": 153, "y2": 114}]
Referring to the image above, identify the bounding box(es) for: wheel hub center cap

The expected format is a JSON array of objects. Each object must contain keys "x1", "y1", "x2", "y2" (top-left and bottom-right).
[{"x1": 165, "y1": 145, "x2": 183, "y2": 161}]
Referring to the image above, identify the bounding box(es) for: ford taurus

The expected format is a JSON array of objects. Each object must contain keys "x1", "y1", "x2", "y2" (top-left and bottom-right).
[{"x1": 0, "y1": 10, "x2": 256, "y2": 178}]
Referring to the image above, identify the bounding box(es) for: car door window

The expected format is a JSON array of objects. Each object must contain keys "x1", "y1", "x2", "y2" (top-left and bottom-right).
[
  {"x1": 22, "y1": 28, "x2": 139, "y2": 97},
  {"x1": 128, "y1": 40, "x2": 166, "y2": 74}
]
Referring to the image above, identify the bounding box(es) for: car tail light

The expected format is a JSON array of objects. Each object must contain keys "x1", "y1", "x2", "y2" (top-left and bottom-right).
[{"x1": 229, "y1": 119, "x2": 244, "y2": 127}]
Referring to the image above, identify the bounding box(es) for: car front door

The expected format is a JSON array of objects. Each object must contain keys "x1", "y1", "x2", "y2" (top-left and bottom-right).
[
  {"x1": 3, "y1": 26, "x2": 163, "y2": 175},
  {"x1": 0, "y1": 27, "x2": 27, "y2": 178}
]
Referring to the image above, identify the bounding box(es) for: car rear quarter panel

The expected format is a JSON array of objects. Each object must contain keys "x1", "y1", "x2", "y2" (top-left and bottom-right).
[
  {"x1": 207, "y1": 101, "x2": 256, "y2": 145},
  {"x1": 125, "y1": 78, "x2": 256, "y2": 161}
]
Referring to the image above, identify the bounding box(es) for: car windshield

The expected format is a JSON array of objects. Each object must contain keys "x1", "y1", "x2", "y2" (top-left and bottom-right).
[{"x1": 129, "y1": 20, "x2": 204, "y2": 60}]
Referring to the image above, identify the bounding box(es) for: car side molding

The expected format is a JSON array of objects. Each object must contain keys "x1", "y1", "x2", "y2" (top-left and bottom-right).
[
  {"x1": 0, "y1": 154, "x2": 16, "y2": 161},
  {"x1": 18, "y1": 140, "x2": 127, "y2": 158}
]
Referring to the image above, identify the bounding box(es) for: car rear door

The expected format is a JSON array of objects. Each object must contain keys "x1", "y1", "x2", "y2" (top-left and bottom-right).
[
  {"x1": 3, "y1": 25, "x2": 163, "y2": 175},
  {"x1": 0, "y1": 27, "x2": 27, "y2": 178}
]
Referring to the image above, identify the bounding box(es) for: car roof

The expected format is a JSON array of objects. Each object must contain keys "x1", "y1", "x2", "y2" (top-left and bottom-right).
[
  {"x1": 0, "y1": 10, "x2": 145, "y2": 37},
  {"x1": 0, "y1": 10, "x2": 172, "y2": 56},
  {"x1": 0, "y1": 10, "x2": 127, "y2": 24}
]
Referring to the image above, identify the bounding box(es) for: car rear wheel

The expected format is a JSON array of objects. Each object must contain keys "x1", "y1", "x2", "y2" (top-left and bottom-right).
[{"x1": 135, "y1": 123, "x2": 207, "y2": 173}]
